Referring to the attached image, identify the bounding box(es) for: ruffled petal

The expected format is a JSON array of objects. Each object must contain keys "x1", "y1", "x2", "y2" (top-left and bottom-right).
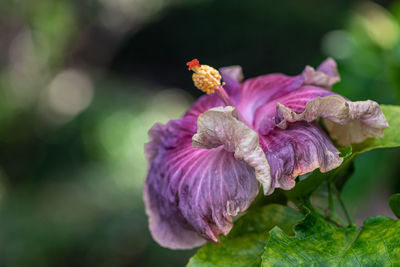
[
  {"x1": 144, "y1": 116, "x2": 259, "y2": 249},
  {"x1": 302, "y1": 58, "x2": 340, "y2": 89},
  {"x1": 260, "y1": 122, "x2": 343, "y2": 192},
  {"x1": 236, "y1": 58, "x2": 339, "y2": 124},
  {"x1": 193, "y1": 106, "x2": 271, "y2": 194},
  {"x1": 276, "y1": 95, "x2": 389, "y2": 146}
]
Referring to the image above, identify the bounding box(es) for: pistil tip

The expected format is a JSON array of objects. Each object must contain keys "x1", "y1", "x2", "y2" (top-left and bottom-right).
[{"x1": 187, "y1": 59, "x2": 201, "y2": 70}]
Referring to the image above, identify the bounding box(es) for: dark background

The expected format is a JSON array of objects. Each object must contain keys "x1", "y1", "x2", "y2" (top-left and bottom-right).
[{"x1": 0, "y1": 0, "x2": 400, "y2": 266}]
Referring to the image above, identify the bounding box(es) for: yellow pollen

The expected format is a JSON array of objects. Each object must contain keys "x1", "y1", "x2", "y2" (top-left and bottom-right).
[{"x1": 188, "y1": 61, "x2": 222, "y2": 95}]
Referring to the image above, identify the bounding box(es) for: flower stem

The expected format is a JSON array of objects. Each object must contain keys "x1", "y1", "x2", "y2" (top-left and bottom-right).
[
  {"x1": 333, "y1": 185, "x2": 353, "y2": 225},
  {"x1": 327, "y1": 181, "x2": 334, "y2": 220},
  {"x1": 292, "y1": 196, "x2": 320, "y2": 216}
]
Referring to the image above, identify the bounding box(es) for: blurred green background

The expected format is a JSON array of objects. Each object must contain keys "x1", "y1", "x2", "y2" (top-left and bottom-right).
[{"x1": 0, "y1": 0, "x2": 400, "y2": 266}]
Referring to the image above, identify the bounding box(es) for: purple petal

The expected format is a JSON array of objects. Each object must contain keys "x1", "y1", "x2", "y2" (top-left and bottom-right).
[
  {"x1": 253, "y1": 86, "x2": 333, "y2": 135},
  {"x1": 220, "y1": 65, "x2": 244, "y2": 85},
  {"x1": 237, "y1": 73, "x2": 305, "y2": 124},
  {"x1": 260, "y1": 122, "x2": 342, "y2": 193},
  {"x1": 276, "y1": 95, "x2": 389, "y2": 146},
  {"x1": 193, "y1": 106, "x2": 271, "y2": 194},
  {"x1": 144, "y1": 116, "x2": 259, "y2": 249},
  {"x1": 219, "y1": 65, "x2": 243, "y2": 94},
  {"x1": 184, "y1": 93, "x2": 224, "y2": 118}
]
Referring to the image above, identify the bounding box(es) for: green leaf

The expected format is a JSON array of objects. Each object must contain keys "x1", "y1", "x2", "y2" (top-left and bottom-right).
[
  {"x1": 187, "y1": 204, "x2": 302, "y2": 267},
  {"x1": 389, "y1": 193, "x2": 400, "y2": 219},
  {"x1": 352, "y1": 105, "x2": 400, "y2": 154},
  {"x1": 262, "y1": 213, "x2": 400, "y2": 266}
]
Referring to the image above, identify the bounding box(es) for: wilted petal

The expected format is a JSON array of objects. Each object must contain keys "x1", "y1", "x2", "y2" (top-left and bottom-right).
[
  {"x1": 276, "y1": 95, "x2": 389, "y2": 146},
  {"x1": 316, "y1": 58, "x2": 340, "y2": 79},
  {"x1": 303, "y1": 58, "x2": 340, "y2": 89},
  {"x1": 236, "y1": 59, "x2": 338, "y2": 124},
  {"x1": 144, "y1": 116, "x2": 259, "y2": 249},
  {"x1": 193, "y1": 106, "x2": 272, "y2": 194},
  {"x1": 260, "y1": 122, "x2": 343, "y2": 192}
]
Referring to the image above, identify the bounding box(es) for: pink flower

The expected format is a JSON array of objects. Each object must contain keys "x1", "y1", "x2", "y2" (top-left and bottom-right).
[{"x1": 144, "y1": 58, "x2": 388, "y2": 249}]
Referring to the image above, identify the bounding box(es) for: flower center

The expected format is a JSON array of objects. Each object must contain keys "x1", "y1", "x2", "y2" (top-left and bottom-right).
[{"x1": 187, "y1": 59, "x2": 232, "y2": 106}]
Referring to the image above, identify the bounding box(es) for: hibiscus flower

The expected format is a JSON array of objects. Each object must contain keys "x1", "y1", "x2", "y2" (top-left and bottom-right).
[{"x1": 144, "y1": 58, "x2": 388, "y2": 249}]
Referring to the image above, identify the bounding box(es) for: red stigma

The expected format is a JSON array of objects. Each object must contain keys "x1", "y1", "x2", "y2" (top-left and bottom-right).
[{"x1": 187, "y1": 59, "x2": 201, "y2": 70}]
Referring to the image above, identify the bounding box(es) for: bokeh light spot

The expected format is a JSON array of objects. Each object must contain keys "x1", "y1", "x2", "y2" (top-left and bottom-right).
[
  {"x1": 41, "y1": 69, "x2": 94, "y2": 124},
  {"x1": 322, "y1": 30, "x2": 354, "y2": 59},
  {"x1": 356, "y1": 1, "x2": 399, "y2": 50}
]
